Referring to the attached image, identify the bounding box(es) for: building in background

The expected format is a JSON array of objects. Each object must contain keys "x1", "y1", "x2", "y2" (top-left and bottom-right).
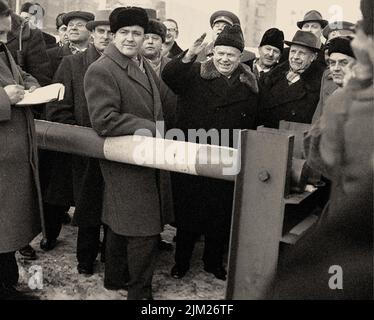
[
  {"x1": 239, "y1": 0, "x2": 277, "y2": 47},
  {"x1": 9, "y1": 0, "x2": 165, "y2": 34},
  {"x1": 105, "y1": 0, "x2": 165, "y2": 19},
  {"x1": 11, "y1": 0, "x2": 100, "y2": 34}
]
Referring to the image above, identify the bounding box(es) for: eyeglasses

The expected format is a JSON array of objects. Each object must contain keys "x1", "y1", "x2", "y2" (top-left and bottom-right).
[{"x1": 67, "y1": 22, "x2": 86, "y2": 29}]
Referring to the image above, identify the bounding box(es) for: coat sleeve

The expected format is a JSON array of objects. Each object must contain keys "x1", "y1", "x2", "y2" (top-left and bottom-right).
[
  {"x1": 84, "y1": 63, "x2": 156, "y2": 137},
  {"x1": 18, "y1": 66, "x2": 40, "y2": 89},
  {"x1": 24, "y1": 29, "x2": 52, "y2": 86},
  {"x1": 0, "y1": 88, "x2": 11, "y2": 122},
  {"x1": 161, "y1": 52, "x2": 196, "y2": 95},
  {"x1": 46, "y1": 57, "x2": 76, "y2": 125}
]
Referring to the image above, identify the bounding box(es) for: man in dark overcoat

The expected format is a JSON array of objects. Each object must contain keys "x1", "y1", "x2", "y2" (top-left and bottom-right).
[
  {"x1": 46, "y1": 11, "x2": 113, "y2": 275},
  {"x1": 273, "y1": 1, "x2": 373, "y2": 298},
  {"x1": 162, "y1": 25, "x2": 259, "y2": 281},
  {"x1": 0, "y1": 2, "x2": 44, "y2": 299},
  {"x1": 259, "y1": 31, "x2": 325, "y2": 129},
  {"x1": 47, "y1": 11, "x2": 94, "y2": 77},
  {"x1": 0, "y1": 0, "x2": 51, "y2": 87},
  {"x1": 40, "y1": 11, "x2": 95, "y2": 251},
  {"x1": 249, "y1": 28, "x2": 284, "y2": 80},
  {"x1": 84, "y1": 7, "x2": 174, "y2": 300}
]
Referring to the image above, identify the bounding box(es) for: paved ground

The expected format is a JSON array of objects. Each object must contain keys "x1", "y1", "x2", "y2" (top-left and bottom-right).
[{"x1": 16, "y1": 221, "x2": 226, "y2": 300}]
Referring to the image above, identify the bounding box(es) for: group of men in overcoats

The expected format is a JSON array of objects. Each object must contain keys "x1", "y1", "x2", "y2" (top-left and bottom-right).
[{"x1": 1, "y1": 0, "x2": 370, "y2": 300}]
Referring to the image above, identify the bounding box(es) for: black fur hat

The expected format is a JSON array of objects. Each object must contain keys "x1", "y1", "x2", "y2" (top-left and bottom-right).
[
  {"x1": 328, "y1": 37, "x2": 355, "y2": 58},
  {"x1": 214, "y1": 24, "x2": 245, "y2": 52},
  {"x1": 146, "y1": 19, "x2": 167, "y2": 42},
  {"x1": 109, "y1": 6, "x2": 149, "y2": 34},
  {"x1": 259, "y1": 28, "x2": 284, "y2": 52}
]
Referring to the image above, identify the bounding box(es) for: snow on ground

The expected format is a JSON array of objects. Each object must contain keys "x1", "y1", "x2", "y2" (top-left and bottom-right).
[{"x1": 16, "y1": 223, "x2": 226, "y2": 300}]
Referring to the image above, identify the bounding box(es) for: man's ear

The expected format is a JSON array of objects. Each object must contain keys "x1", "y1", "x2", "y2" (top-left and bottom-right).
[{"x1": 312, "y1": 52, "x2": 318, "y2": 61}]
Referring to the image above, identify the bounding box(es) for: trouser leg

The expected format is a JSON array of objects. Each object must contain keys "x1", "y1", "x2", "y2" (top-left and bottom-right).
[
  {"x1": 104, "y1": 228, "x2": 129, "y2": 288},
  {"x1": 174, "y1": 229, "x2": 200, "y2": 270},
  {"x1": 0, "y1": 252, "x2": 19, "y2": 287},
  {"x1": 126, "y1": 235, "x2": 159, "y2": 300},
  {"x1": 203, "y1": 233, "x2": 226, "y2": 269},
  {"x1": 43, "y1": 203, "x2": 63, "y2": 240},
  {"x1": 77, "y1": 225, "x2": 101, "y2": 267}
]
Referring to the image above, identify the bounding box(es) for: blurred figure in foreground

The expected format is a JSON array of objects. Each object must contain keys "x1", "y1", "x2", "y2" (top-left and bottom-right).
[{"x1": 272, "y1": 0, "x2": 373, "y2": 300}]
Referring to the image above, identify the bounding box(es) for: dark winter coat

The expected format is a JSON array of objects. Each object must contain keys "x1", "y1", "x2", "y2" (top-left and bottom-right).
[
  {"x1": 167, "y1": 41, "x2": 183, "y2": 58},
  {"x1": 6, "y1": 13, "x2": 52, "y2": 86},
  {"x1": 42, "y1": 44, "x2": 75, "y2": 207},
  {"x1": 47, "y1": 44, "x2": 73, "y2": 78},
  {"x1": 162, "y1": 54, "x2": 259, "y2": 234},
  {"x1": 42, "y1": 31, "x2": 58, "y2": 50},
  {"x1": 46, "y1": 45, "x2": 103, "y2": 227},
  {"x1": 84, "y1": 43, "x2": 174, "y2": 237},
  {"x1": 259, "y1": 60, "x2": 325, "y2": 128},
  {"x1": 0, "y1": 43, "x2": 43, "y2": 253},
  {"x1": 311, "y1": 69, "x2": 339, "y2": 123},
  {"x1": 274, "y1": 74, "x2": 373, "y2": 300}
]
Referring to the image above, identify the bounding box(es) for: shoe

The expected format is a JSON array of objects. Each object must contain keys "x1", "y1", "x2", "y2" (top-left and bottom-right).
[
  {"x1": 40, "y1": 238, "x2": 57, "y2": 251},
  {"x1": 204, "y1": 266, "x2": 227, "y2": 281},
  {"x1": 159, "y1": 240, "x2": 173, "y2": 251},
  {"x1": 19, "y1": 245, "x2": 37, "y2": 260},
  {"x1": 0, "y1": 285, "x2": 39, "y2": 300},
  {"x1": 104, "y1": 282, "x2": 128, "y2": 291},
  {"x1": 77, "y1": 264, "x2": 94, "y2": 276},
  {"x1": 61, "y1": 212, "x2": 72, "y2": 225},
  {"x1": 171, "y1": 264, "x2": 189, "y2": 279}
]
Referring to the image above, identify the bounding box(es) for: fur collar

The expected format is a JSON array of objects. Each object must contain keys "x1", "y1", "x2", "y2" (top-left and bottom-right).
[{"x1": 200, "y1": 58, "x2": 259, "y2": 94}]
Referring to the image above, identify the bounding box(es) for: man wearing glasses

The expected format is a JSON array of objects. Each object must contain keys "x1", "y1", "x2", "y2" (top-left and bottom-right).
[
  {"x1": 45, "y1": 11, "x2": 113, "y2": 274},
  {"x1": 162, "y1": 18, "x2": 183, "y2": 58},
  {"x1": 41, "y1": 11, "x2": 94, "y2": 256},
  {"x1": 47, "y1": 11, "x2": 94, "y2": 77}
]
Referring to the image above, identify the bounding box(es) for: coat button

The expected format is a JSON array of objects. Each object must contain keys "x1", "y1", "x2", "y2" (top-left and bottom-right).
[
  {"x1": 241, "y1": 112, "x2": 247, "y2": 117},
  {"x1": 291, "y1": 111, "x2": 296, "y2": 116}
]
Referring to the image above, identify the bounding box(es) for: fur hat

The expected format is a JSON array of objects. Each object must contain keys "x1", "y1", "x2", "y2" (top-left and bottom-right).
[
  {"x1": 62, "y1": 11, "x2": 95, "y2": 26},
  {"x1": 214, "y1": 24, "x2": 245, "y2": 52},
  {"x1": 259, "y1": 28, "x2": 284, "y2": 52},
  {"x1": 146, "y1": 19, "x2": 167, "y2": 42},
  {"x1": 328, "y1": 37, "x2": 355, "y2": 58},
  {"x1": 109, "y1": 6, "x2": 148, "y2": 34}
]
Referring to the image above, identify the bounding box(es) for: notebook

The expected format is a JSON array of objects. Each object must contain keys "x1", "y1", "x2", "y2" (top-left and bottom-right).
[{"x1": 16, "y1": 83, "x2": 65, "y2": 106}]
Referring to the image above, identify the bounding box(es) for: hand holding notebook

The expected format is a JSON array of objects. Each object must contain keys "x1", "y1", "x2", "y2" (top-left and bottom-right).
[{"x1": 16, "y1": 83, "x2": 65, "y2": 106}]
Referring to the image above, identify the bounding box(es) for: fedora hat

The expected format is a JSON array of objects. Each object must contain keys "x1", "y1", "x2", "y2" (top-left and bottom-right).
[
  {"x1": 297, "y1": 10, "x2": 328, "y2": 29},
  {"x1": 284, "y1": 30, "x2": 321, "y2": 52},
  {"x1": 62, "y1": 11, "x2": 95, "y2": 26},
  {"x1": 322, "y1": 21, "x2": 355, "y2": 40},
  {"x1": 86, "y1": 10, "x2": 111, "y2": 31}
]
